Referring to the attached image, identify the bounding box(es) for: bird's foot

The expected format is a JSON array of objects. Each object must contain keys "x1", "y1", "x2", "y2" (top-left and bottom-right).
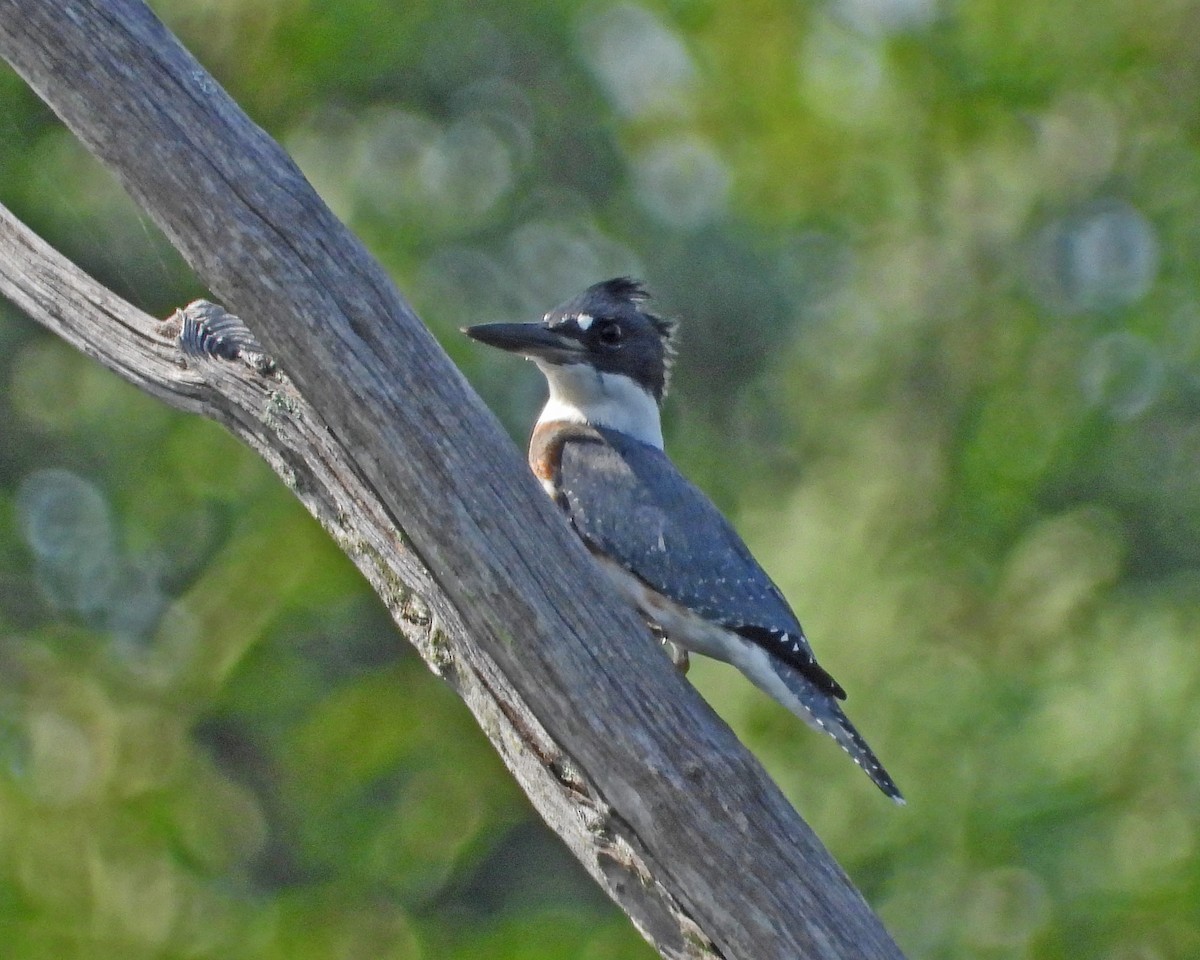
[{"x1": 662, "y1": 637, "x2": 690, "y2": 674}]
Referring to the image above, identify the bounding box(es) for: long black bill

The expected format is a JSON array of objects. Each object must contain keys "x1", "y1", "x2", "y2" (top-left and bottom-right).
[{"x1": 462, "y1": 322, "x2": 583, "y2": 364}]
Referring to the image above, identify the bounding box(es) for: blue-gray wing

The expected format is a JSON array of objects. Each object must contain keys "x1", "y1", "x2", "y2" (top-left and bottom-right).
[{"x1": 558, "y1": 428, "x2": 845, "y2": 698}]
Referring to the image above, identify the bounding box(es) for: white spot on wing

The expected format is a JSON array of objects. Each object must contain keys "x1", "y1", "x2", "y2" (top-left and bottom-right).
[
  {"x1": 588, "y1": 554, "x2": 904, "y2": 801},
  {"x1": 576, "y1": 313, "x2": 594, "y2": 330}
]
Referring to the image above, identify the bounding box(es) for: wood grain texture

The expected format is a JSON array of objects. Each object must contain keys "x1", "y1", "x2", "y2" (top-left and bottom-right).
[{"x1": 0, "y1": 3, "x2": 907, "y2": 958}]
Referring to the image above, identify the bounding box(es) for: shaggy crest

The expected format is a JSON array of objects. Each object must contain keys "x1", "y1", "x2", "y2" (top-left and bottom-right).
[{"x1": 591, "y1": 277, "x2": 679, "y2": 399}]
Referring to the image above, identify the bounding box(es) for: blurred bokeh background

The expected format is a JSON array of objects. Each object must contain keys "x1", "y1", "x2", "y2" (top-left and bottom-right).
[{"x1": 2, "y1": 0, "x2": 1200, "y2": 957}]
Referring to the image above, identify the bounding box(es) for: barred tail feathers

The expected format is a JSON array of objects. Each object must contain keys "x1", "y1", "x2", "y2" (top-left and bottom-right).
[
  {"x1": 739, "y1": 646, "x2": 905, "y2": 804},
  {"x1": 811, "y1": 698, "x2": 905, "y2": 804}
]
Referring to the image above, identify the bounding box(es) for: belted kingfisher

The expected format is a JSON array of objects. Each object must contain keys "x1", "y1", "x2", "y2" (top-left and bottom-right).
[{"x1": 464, "y1": 278, "x2": 903, "y2": 803}]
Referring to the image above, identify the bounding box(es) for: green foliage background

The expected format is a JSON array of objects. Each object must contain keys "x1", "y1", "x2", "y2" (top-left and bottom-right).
[{"x1": 2, "y1": 0, "x2": 1200, "y2": 957}]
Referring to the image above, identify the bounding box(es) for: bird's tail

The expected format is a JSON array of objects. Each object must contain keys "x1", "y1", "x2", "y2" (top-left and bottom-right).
[
  {"x1": 773, "y1": 661, "x2": 905, "y2": 804},
  {"x1": 816, "y1": 700, "x2": 905, "y2": 804}
]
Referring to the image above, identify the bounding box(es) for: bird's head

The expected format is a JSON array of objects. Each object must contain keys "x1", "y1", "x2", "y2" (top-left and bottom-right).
[{"x1": 464, "y1": 277, "x2": 677, "y2": 405}]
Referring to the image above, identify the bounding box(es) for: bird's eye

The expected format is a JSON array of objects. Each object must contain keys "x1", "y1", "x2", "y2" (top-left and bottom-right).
[{"x1": 595, "y1": 320, "x2": 623, "y2": 346}]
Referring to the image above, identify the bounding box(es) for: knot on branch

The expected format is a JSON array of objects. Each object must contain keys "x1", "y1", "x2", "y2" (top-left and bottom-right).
[{"x1": 176, "y1": 300, "x2": 275, "y2": 375}]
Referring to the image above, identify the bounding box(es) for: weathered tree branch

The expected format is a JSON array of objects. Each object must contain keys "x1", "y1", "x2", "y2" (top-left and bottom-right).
[
  {"x1": 0, "y1": 3, "x2": 906, "y2": 958},
  {"x1": 0, "y1": 204, "x2": 717, "y2": 953}
]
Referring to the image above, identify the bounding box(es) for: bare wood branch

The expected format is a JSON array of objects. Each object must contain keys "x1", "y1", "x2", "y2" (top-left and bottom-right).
[
  {"x1": 0, "y1": 3, "x2": 907, "y2": 958},
  {"x1": 0, "y1": 204, "x2": 716, "y2": 954}
]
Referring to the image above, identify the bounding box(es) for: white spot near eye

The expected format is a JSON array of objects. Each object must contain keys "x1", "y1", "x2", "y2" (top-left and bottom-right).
[{"x1": 575, "y1": 314, "x2": 594, "y2": 331}]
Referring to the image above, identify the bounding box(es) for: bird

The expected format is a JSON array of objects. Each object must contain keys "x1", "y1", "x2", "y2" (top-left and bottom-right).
[{"x1": 464, "y1": 277, "x2": 903, "y2": 803}]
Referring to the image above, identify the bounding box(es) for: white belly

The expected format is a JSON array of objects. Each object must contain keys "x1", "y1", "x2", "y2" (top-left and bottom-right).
[
  {"x1": 594, "y1": 555, "x2": 741, "y2": 664},
  {"x1": 592, "y1": 554, "x2": 827, "y2": 735}
]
